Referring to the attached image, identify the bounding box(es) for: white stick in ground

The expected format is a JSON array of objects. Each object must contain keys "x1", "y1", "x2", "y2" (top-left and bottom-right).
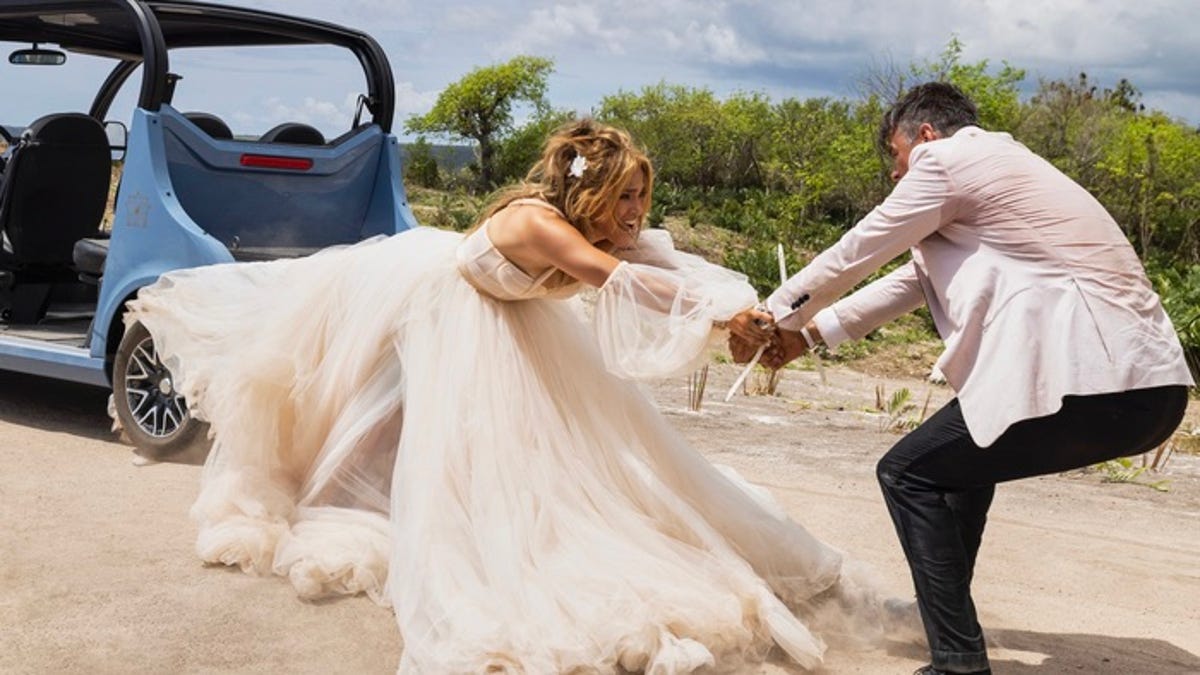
[
  {"x1": 724, "y1": 242, "x2": 788, "y2": 402},
  {"x1": 723, "y1": 342, "x2": 768, "y2": 402},
  {"x1": 776, "y1": 242, "x2": 787, "y2": 286}
]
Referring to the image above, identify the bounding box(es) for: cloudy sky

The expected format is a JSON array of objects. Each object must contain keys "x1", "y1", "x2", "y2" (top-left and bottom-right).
[{"x1": 8, "y1": 0, "x2": 1200, "y2": 140}]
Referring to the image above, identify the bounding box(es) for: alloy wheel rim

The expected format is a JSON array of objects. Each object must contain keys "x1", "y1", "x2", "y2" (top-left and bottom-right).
[{"x1": 124, "y1": 336, "x2": 188, "y2": 438}]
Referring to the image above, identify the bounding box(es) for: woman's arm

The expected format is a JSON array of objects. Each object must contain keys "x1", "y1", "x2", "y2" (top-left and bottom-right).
[
  {"x1": 513, "y1": 209, "x2": 773, "y2": 343},
  {"x1": 484, "y1": 203, "x2": 620, "y2": 287},
  {"x1": 524, "y1": 215, "x2": 621, "y2": 288}
]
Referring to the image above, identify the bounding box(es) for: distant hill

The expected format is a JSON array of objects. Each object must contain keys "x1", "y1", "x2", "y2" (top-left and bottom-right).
[{"x1": 398, "y1": 142, "x2": 475, "y2": 172}]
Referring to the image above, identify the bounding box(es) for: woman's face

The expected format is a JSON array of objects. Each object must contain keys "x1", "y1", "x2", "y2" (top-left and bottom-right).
[{"x1": 600, "y1": 168, "x2": 647, "y2": 248}]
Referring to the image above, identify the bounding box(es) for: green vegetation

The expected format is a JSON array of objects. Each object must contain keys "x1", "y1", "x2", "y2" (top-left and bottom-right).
[
  {"x1": 872, "y1": 383, "x2": 934, "y2": 433},
  {"x1": 403, "y1": 39, "x2": 1200, "y2": 380},
  {"x1": 1094, "y1": 457, "x2": 1171, "y2": 492},
  {"x1": 403, "y1": 136, "x2": 441, "y2": 189},
  {"x1": 406, "y1": 187, "x2": 484, "y2": 232},
  {"x1": 405, "y1": 55, "x2": 555, "y2": 191}
]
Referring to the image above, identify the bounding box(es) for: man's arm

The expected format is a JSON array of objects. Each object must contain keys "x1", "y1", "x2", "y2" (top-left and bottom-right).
[
  {"x1": 821, "y1": 260, "x2": 927, "y2": 344},
  {"x1": 767, "y1": 147, "x2": 956, "y2": 331},
  {"x1": 759, "y1": 262, "x2": 927, "y2": 369}
]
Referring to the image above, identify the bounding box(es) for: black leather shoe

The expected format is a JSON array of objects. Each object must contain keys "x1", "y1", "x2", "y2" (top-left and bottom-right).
[{"x1": 913, "y1": 666, "x2": 992, "y2": 675}]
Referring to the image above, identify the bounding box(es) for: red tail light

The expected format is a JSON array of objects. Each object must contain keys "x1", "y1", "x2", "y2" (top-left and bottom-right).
[{"x1": 239, "y1": 154, "x2": 313, "y2": 170}]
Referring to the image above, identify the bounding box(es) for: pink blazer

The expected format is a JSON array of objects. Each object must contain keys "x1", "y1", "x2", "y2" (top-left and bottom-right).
[{"x1": 767, "y1": 127, "x2": 1194, "y2": 447}]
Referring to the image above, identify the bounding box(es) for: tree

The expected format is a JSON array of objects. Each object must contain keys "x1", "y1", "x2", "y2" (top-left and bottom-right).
[
  {"x1": 598, "y1": 83, "x2": 724, "y2": 187},
  {"x1": 492, "y1": 109, "x2": 576, "y2": 187},
  {"x1": 597, "y1": 84, "x2": 773, "y2": 189},
  {"x1": 1017, "y1": 72, "x2": 1115, "y2": 186},
  {"x1": 762, "y1": 96, "x2": 891, "y2": 226},
  {"x1": 1095, "y1": 111, "x2": 1200, "y2": 262},
  {"x1": 403, "y1": 135, "x2": 441, "y2": 189},
  {"x1": 855, "y1": 54, "x2": 908, "y2": 106},
  {"x1": 912, "y1": 37, "x2": 1026, "y2": 132},
  {"x1": 715, "y1": 92, "x2": 773, "y2": 189},
  {"x1": 856, "y1": 37, "x2": 1025, "y2": 133},
  {"x1": 1105, "y1": 78, "x2": 1144, "y2": 113},
  {"x1": 406, "y1": 55, "x2": 554, "y2": 191}
]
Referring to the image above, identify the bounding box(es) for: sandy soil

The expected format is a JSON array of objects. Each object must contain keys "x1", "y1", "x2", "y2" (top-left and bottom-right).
[{"x1": 1, "y1": 363, "x2": 1198, "y2": 675}]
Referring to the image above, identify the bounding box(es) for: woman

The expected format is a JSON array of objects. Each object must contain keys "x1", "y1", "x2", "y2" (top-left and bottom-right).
[{"x1": 128, "y1": 120, "x2": 911, "y2": 673}]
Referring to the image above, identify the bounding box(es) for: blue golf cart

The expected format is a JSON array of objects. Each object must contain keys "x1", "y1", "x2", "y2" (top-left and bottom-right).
[{"x1": 0, "y1": 0, "x2": 418, "y2": 455}]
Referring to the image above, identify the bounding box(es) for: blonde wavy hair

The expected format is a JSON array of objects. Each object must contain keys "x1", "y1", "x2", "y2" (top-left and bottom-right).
[{"x1": 478, "y1": 118, "x2": 654, "y2": 251}]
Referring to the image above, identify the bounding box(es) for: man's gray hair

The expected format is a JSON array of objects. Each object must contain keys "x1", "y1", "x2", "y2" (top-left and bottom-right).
[{"x1": 878, "y1": 82, "x2": 979, "y2": 154}]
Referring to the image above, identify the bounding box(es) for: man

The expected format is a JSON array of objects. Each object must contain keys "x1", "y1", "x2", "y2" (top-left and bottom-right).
[{"x1": 740, "y1": 82, "x2": 1194, "y2": 675}]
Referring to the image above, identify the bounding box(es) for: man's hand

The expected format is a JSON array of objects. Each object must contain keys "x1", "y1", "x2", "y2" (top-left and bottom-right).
[{"x1": 761, "y1": 328, "x2": 810, "y2": 370}]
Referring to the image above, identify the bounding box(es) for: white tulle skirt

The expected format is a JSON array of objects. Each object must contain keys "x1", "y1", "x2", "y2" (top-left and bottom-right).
[{"x1": 127, "y1": 228, "x2": 893, "y2": 673}]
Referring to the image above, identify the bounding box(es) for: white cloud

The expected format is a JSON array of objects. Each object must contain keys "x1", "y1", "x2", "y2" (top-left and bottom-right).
[
  {"x1": 262, "y1": 96, "x2": 352, "y2": 129},
  {"x1": 499, "y1": 4, "x2": 627, "y2": 56},
  {"x1": 6, "y1": 0, "x2": 1199, "y2": 128},
  {"x1": 676, "y1": 21, "x2": 767, "y2": 66},
  {"x1": 442, "y1": 5, "x2": 504, "y2": 32},
  {"x1": 393, "y1": 81, "x2": 441, "y2": 118},
  {"x1": 222, "y1": 0, "x2": 1200, "y2": 125},
  {"x1": 956, "y1": 2, "x2": 1168, "y2": 66}
]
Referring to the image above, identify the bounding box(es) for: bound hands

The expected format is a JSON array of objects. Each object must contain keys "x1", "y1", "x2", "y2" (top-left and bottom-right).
[
  {"x1": 727, "y1": 309, "x2": 812, "y2": 370},
  {"x1": 725, "y1": 306, "x2": 774, "y2": 347},
  {"x1": 760, "y1": 329, "x2": 810, "y2": 370},
  {"x1": 725, "y1": 306, "x2": 778, "y2": 365}
]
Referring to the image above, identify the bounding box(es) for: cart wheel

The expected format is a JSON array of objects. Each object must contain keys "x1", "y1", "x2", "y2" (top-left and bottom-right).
[{"x1": 112, "y1": 321, "x2": 207, "y2": 458}]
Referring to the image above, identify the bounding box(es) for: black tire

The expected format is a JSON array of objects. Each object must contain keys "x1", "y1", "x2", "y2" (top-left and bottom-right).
[{"x1": 112, "y1": 321, "x2": 207, "y2": 458}]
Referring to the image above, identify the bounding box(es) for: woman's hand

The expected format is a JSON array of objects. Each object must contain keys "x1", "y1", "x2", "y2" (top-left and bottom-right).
[
  {"x1": 728, "y1": 334, "x2": 761, "y2": 364},
  {"x1": 725, "y1": 306, "x2": 775, "y2": 345}
]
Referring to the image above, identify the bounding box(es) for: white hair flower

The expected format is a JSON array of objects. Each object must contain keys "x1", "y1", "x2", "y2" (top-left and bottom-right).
[{"x1": 568, "y1": 154, "x2": 588, "y2": 178}]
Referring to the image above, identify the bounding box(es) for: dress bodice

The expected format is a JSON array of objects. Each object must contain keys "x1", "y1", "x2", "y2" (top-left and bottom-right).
[{"x1": 455, "y1": 199, "x2": 581, "y2": 301}]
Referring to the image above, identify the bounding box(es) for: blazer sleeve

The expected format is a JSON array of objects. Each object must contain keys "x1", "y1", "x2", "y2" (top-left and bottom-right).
[
  {"x1": 829, "y1": 260, "x2": 927, "y2": 340},
  {"x1": 767, "y1": 145, "x2": 957, "y2": 330}
]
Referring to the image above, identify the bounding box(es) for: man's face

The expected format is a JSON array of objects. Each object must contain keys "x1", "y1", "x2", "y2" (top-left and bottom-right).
[{"x1": 887, "y1": 123, "x2": 941, "y2": 182}]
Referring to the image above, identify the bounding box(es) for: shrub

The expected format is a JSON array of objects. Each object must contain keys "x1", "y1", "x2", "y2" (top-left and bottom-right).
[{"x1": 403, "y1": 136, "x2": 441, "y2": 189}]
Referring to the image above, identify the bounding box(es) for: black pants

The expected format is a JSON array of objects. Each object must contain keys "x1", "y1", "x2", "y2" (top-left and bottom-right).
[{"x1": 877, "y1": 385, "x2": 1189, "y2": 673}]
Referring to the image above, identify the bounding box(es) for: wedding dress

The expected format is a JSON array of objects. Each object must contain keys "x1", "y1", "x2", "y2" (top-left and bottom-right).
[{"x1": 127, "y1": 199, "x2": 902, "y2": 673}]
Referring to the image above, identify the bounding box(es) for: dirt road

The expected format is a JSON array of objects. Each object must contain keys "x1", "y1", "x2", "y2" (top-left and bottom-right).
[{"x1": 2, "y1": 365, "x2": 1198, "y2": 674}]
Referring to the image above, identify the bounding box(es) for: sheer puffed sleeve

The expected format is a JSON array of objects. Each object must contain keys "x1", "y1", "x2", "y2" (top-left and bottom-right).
[{"x1": 593, "y1": 229, "x2": 757, "y2": 380}]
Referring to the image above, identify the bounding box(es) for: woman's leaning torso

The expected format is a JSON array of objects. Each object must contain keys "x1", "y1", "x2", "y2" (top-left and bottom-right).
[{"x1": 455, "y1": 199, "x2": 581, "y2": 301}]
